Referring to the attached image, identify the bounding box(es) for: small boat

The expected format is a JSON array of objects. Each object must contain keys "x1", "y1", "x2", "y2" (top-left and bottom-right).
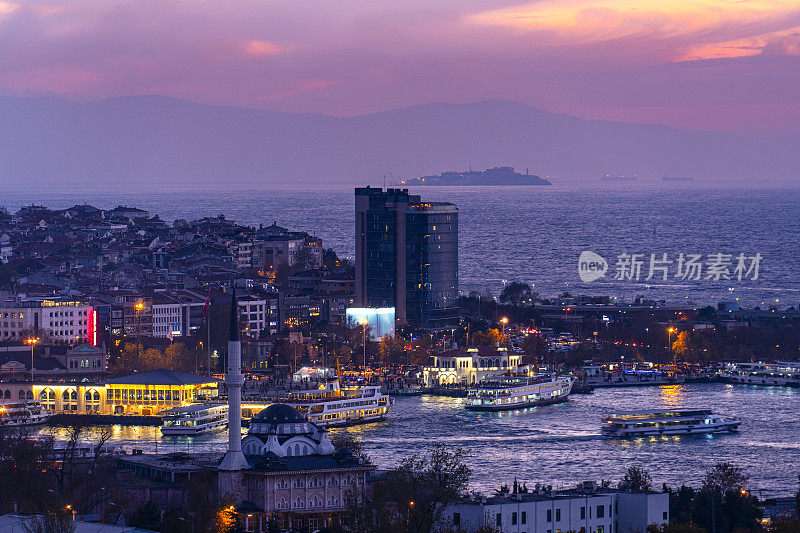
[
  {"x1": 465, "y1": 374, "x2": 573, "y2": 411},
  {"x1": 602, "y1": 408, "x2": 740, "y2": 438},
  {"x1": 0, "y1": 401, "x2": 51, "y2": 427},
  {"x1": 160, "y1": 403, "x2": 228, "y2": 435},
  {"x1": 388, "y1": 387, "x2": 423, "y2": 397}
]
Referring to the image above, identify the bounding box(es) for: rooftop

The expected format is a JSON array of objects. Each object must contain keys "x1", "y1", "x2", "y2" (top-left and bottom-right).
[{"x1": 103, "y1": 369, "x2": 219, "y2": 386}]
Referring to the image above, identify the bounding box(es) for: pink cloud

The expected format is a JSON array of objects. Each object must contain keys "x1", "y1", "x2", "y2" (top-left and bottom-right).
[
  {"x1": 242, "y1": 39, "x2": 284, "y2": 57},
  {"x1": 0, "y1": 0, "x2": 799, "y2": 133}
]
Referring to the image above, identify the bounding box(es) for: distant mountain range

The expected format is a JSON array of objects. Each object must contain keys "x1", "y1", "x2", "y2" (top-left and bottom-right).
[{"x1": 0, "y1": 95, "x2": 797, "y2": 186}]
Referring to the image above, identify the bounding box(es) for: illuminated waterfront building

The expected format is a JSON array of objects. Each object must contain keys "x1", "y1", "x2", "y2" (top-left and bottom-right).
[
  {"x1": 422, "y1": 346, "x2": 523, "y2": 386},
  {"x1": 0, "y1": 369, "x2": 218, "y2": 415}
]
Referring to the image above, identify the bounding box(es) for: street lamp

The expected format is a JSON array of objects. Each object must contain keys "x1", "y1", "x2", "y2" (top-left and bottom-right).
[
  {"x1": 500, "y1": 317, "x2": 508, "y2": 334},
  {"x1": 134, "y1": 301, "x2": 144, "y2": 372},
  {"x1": 25, "y1": 337, "x2": 39, "y2": 381},
  {"x1": 668, "y1": 327, "x2": 676, "y2": 364},
  {"x1": 359, "y1": 318, "x2": 369, "y2": 375}
]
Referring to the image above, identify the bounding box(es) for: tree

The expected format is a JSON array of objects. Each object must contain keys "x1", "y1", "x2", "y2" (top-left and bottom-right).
[
  {"x1": 498, "y1": 282, "x2": 533, "y2": 307},
  {"x1": 768, "y1": 516, "x2": 800, "y2": 533},
  {"x1": 702, "y1": 463, "x2": 748, "y2": 495},
  {"x1": 472, "y1": 328, "x2": 505, "y2": 347},
  {"x1": 521, "y1": 333, "x2": 548, "y2": 361},
  {"x1": 392, "y1": 445, "x2": 471, "y2": 532},
  {"x1": 621, "y1": 465, "x2": 653, "y2": 492},
  {"x1": 672, "y1": 331, "x2": 692, "y2": 360},
  {"x1": 164, "y1": 343, "x2": 193, "y2": 372},
  {"x1": 378, "y1": 335, "x2": 406, "y2": 366},
  {"x1": 22, "y1": 513, "x2": 76, "y2": 533},
  {"x1": 647, "y1": 524, "x2": 707, "y2": 533},
  {"x1": 139, "y1": 348, "x2": 165, "y2": 372}
]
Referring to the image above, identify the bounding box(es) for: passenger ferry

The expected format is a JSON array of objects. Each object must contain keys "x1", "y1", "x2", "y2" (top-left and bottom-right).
[
  {"x1": 602, "y1": 409, "x2": 740, "y2": 438},
  {"x1": 284, "y1": 378, "x2": 392, "y2": 428},
  {"x1": 465, "y1": 373, "x2": 574, "y2": 411},
  {"x1": 582, "y1": 364, "x2": 684, "y2": 387},
  {"x1": 0, "y1": 401, "x2": 51, "y2": 427},
  {"x1": 719, "y1": 362, "x2": 800, "y2": 387},
  {"x1": 160, "y1": 404, "x2": 228, "y2": 435}
]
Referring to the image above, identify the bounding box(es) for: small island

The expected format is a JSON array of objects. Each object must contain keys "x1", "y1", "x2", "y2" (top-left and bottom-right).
[{"x1": 401, "y1": 166, "x2": 552, "y2": 186}]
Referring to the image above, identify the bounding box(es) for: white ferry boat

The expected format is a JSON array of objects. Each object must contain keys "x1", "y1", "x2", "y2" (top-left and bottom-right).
[
  {"x1": 465, "y1": 374, "x2": 573, "y2": 411},
  {"x1": 0, "y1": 401, "x2": 51, "y2": 427},
  {"x1": 284, "y1": 378, "x2": 393, "y2": 428},
  {"x1": 602, "y1": 409, "x2": 740, "y2": 438},
  {"x1": 582, "y1": 365, "x2": 684, "y2": 387},
  {"x1": 719, "y1": 362, "x2": 800, "y2": 387},
  {"x1": 160, "y1": 404, "x2": 228, "y2": 435}
]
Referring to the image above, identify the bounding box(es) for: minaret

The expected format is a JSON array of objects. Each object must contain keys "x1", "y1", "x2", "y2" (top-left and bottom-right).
[{"x1": 219, "y1": 285, "x2": 249, "y2": 471}]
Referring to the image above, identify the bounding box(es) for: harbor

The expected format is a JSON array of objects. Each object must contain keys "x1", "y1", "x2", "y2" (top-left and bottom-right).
[{"x1": 28, "y1": 380, "x2": 800, "y2": 497}]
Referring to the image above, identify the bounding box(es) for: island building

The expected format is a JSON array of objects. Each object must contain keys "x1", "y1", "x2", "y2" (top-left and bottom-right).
[
  {"x1": 0, "y1": 368, "x2": 218, "y2": 415},
  {"x1": 422, "y1": 346, "x2": 523, "y2": 387},
  {"x1": 441, "y1": 482, "x2": 669, "y2": 533},
  {"x1": 355, "y1": 187, "x2": 458, "y2": 331}
]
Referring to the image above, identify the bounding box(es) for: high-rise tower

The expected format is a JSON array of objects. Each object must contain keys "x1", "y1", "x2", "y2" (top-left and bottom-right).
[{"x1": 355, "y1": 187, "x2": 458, "y2": 330}]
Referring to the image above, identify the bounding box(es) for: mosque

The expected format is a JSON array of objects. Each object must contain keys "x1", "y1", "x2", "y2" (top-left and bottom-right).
[{"x1": 217, "y1": 290, "x2": 372, "y2": 532}]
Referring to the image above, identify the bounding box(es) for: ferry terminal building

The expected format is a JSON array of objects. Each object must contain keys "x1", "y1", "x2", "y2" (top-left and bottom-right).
[{"x1": 0, "y1": 369, "x2": 219, "y2": 415}]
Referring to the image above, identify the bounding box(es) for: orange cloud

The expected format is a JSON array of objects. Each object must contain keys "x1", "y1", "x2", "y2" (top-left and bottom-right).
[
  {"x1": 0, "y1": 1, "x2": 19, "y2": 20},
  {"x1": 468, "y1": 0, "x2": 800, "y2": 60},
  {"x1": 242, "y1": 39, "x2": 284, "y2": 57}
]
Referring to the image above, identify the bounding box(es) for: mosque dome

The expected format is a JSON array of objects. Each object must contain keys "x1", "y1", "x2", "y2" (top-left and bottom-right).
[
  {"x1": 252, "y1": 403, "x2": 308, "y2": 425},
  {"x1": 242, "y1": 403, "x2": 336, "y2": 457}
]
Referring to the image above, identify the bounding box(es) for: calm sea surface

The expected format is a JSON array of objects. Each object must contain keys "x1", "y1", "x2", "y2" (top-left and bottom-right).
[
  {"x1": 4, "y1": 184, "x2": 800, "y2": 306},
  {"x1": 40, "y1": 383, "x2": 800, "y2": 496}
]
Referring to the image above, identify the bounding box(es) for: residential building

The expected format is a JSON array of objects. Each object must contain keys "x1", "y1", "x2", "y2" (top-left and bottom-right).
[
  {"x1": 440, "y1": 483, "x2": 669, "y2": 533},
  {"x1": 355, "y1": 187, "x2": 458, "y2": 330},
  {"x1": 0, "y1": 299, "x2": 96, "y2": 344}
]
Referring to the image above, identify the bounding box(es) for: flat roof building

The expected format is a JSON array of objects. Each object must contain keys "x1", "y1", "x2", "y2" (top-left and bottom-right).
[{"x1": 355, "y1": 187, "x2": 458, "y2": 331}]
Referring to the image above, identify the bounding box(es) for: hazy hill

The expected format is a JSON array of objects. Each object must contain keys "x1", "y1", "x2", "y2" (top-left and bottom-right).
[{"x1": 0, "y1": 95, "x2": 797, "y2": 185}]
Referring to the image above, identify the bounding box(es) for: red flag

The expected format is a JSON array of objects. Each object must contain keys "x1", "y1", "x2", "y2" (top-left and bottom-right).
[{"x1": 202, "y1": 291, "x2": 210, "y2": 320}]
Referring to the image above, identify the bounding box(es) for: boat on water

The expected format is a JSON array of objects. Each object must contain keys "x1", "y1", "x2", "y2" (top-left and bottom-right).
[
  {"x1": 0, "y1": 401, "x2": 51, "y2": 427},
  {"x1": 602, "y1": 409, "x2": 740, "y2": 438},
  {"x1": 465, "y1": 373, "x2": 574, "y2": 411},
  {"x1": 582, "y1": 365, "x2": 684, "y2": 387},
  {"x1": 283, "y1": 378, "x2": 393, "y2": 428},
  {"x1": 160, "y1": 403, "x2": 228, "y2": 435},
  {"x1": 719, "y1": 362, "x2": 800, "y2": 387}
]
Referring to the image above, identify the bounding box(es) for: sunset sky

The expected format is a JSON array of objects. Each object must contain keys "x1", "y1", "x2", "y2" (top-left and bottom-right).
[{"x1": 1, "y1": 0, "x2": 800, "y2": 133}]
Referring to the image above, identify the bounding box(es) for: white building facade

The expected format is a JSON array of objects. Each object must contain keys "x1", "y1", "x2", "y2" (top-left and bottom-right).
[
  {"x1": 441, "y1": 485, "x2": 669, "y2": 533},
  {"x1": 0, "y1": 301, "x2": 95, "y2": 344},
  {"x1": 423, "y1": 346, "x2": 523, "y2": 386}
]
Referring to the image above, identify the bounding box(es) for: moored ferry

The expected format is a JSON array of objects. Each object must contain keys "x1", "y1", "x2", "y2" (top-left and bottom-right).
[
  {"x1": 602, "y1": 409, "x2": 740, "y2": 438},
  {"x1": 161, "y1": 403, "x2": 228, "y2": 435},
  {"x1": 582, "y1": 364, "x2": 684, "y2": 387},
  {"x1": 284, "y1": 379, "x2": 393, "y2": 428},
  {"x1": 719, "y1": 362, "x2": 800, "y2": 387},
  {"x1": 465, "y1": 374, "x2": 573, "y2": 411},
  {"x1": 0, "y1": 401, "x2": 51, "y2": 427}
]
